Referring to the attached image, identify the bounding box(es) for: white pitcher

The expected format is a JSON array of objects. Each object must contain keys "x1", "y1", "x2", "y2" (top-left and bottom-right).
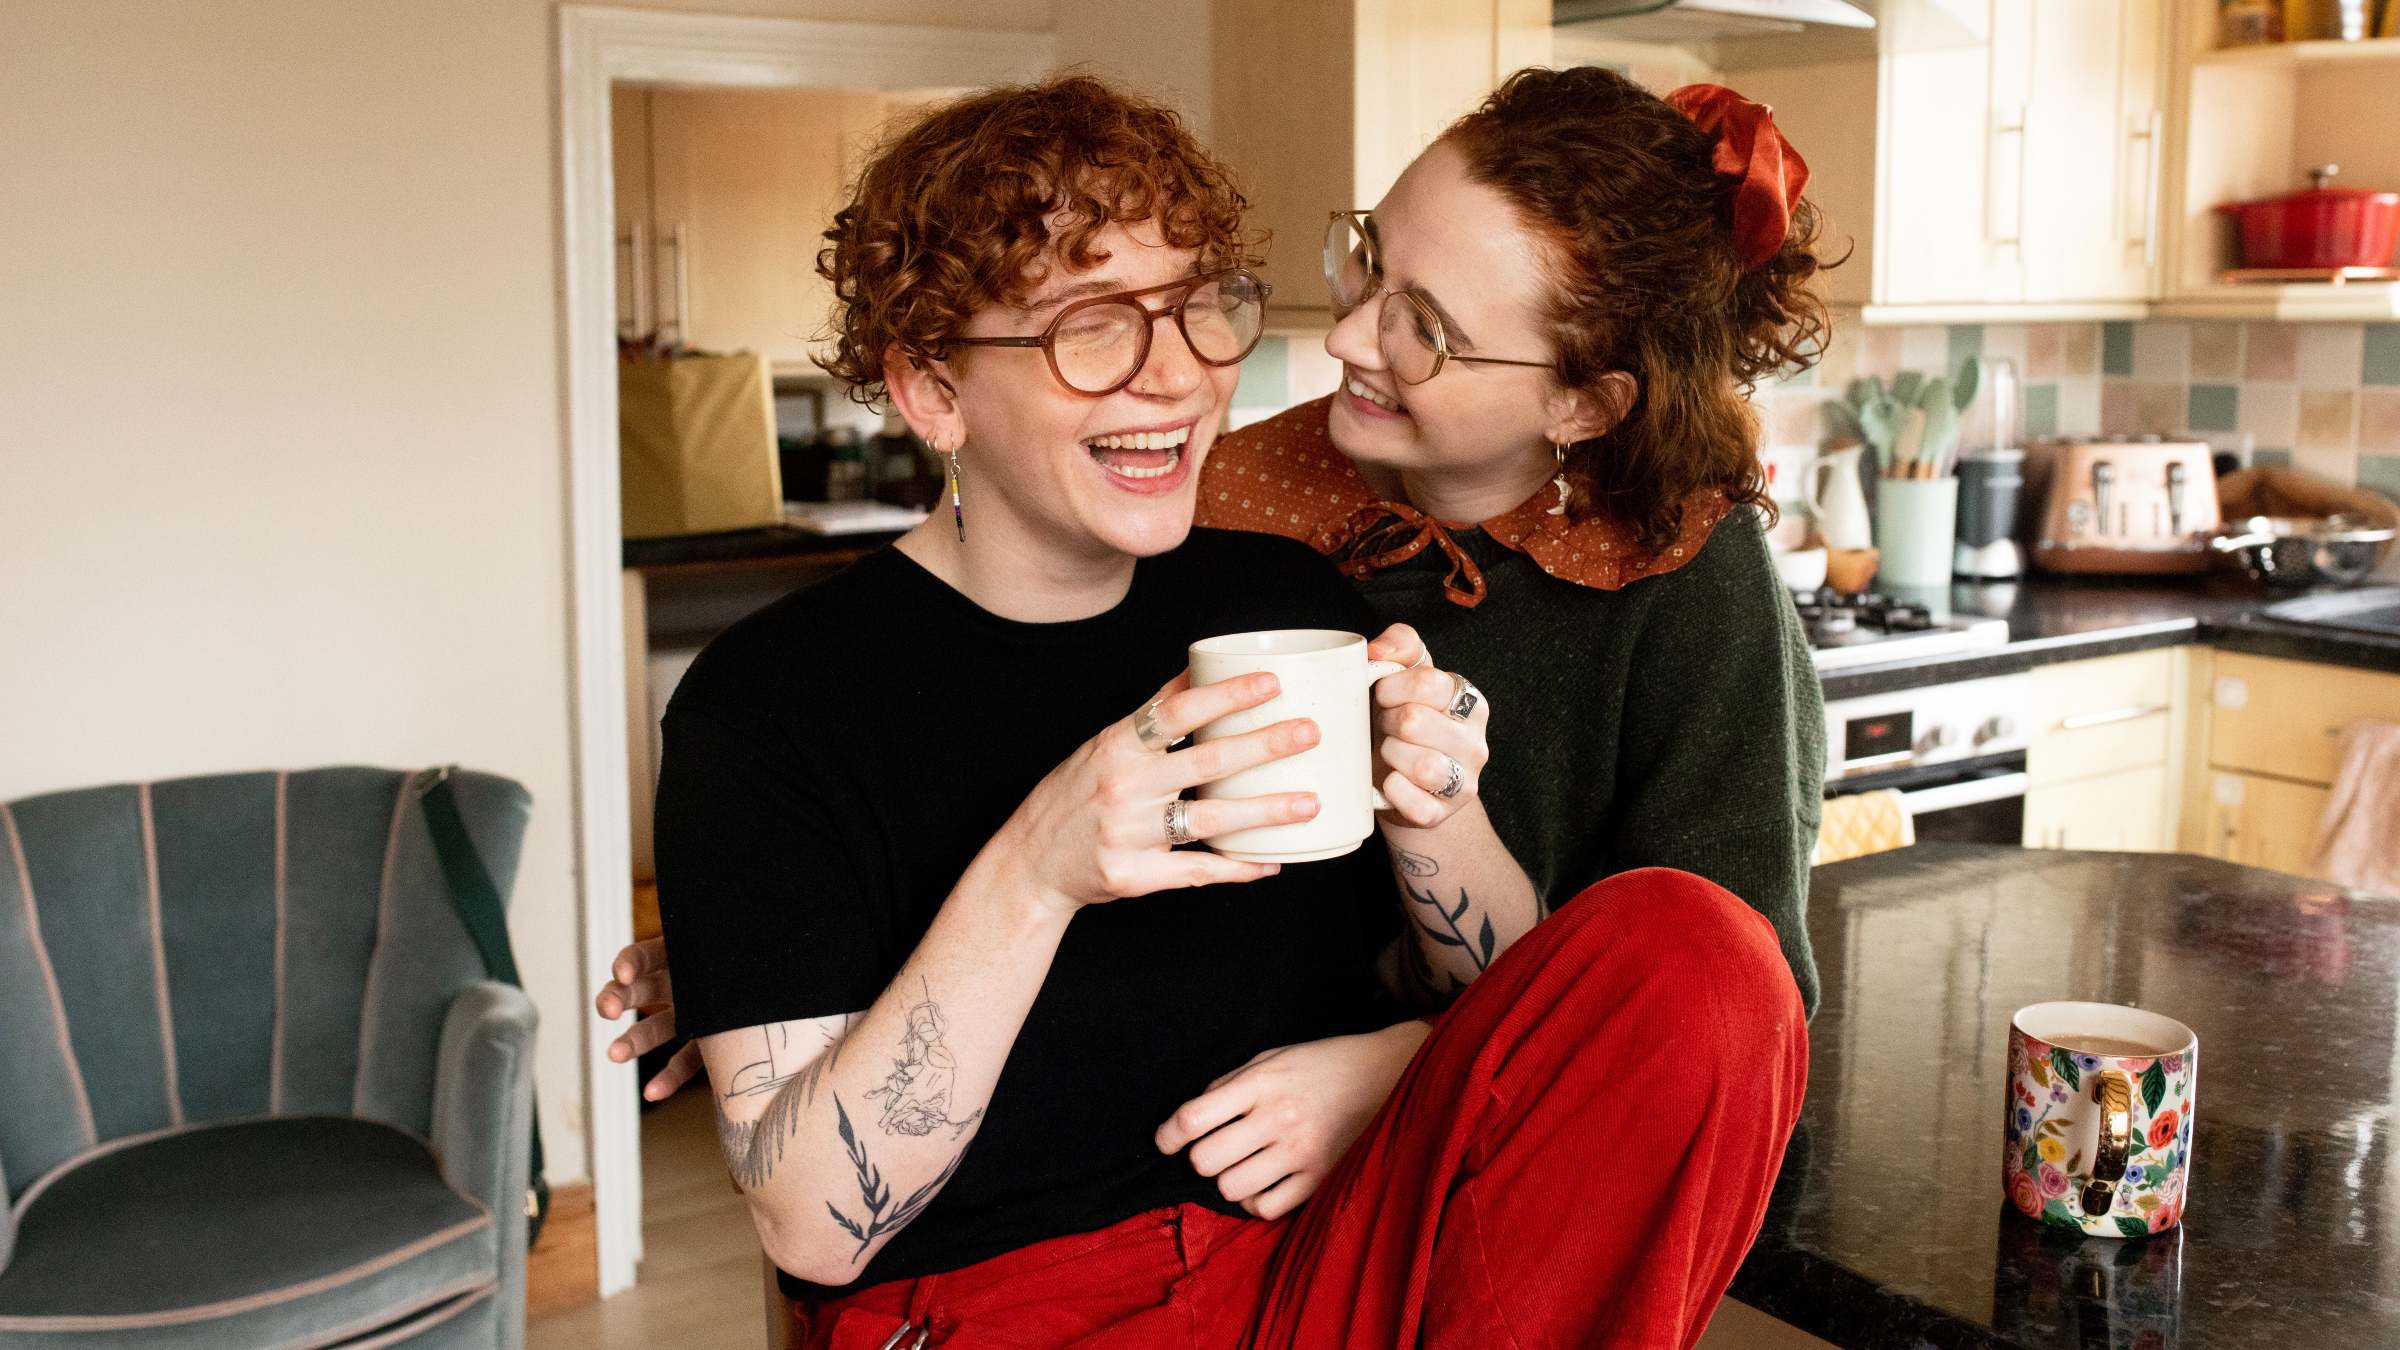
[{"x1": 1804, "y1": 443, "x2": 1873, "y2": 552}]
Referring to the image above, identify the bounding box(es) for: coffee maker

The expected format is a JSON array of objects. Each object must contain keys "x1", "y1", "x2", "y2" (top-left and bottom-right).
[
  {"x1": 1951, "y1": 358, "x2": 2024, "y2": 580},
  {"x1": 1955, "y1": 449, "x2": 2026, "y2": 579}
]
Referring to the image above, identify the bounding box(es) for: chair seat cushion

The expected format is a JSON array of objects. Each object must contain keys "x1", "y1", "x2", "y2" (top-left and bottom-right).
[{"x1": 0, "y1": 1116, "x2": 495, "y2": 1349}]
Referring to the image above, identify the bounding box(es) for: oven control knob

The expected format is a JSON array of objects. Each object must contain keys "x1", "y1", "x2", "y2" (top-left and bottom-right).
[
  {"x1": 1977, "y1": 715, "x2": 2017, "y2": 745},
  {"x1": 1917, "y1": 723, "x2": 1956, "y2": 754}
]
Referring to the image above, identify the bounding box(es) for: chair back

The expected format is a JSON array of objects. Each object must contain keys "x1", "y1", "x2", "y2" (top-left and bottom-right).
[{"x1": 0, "y1": 766, "x2": 530, "y2": 1202}]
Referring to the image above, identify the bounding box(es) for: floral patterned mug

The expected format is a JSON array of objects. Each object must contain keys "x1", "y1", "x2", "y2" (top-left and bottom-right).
[{"x1": 2004, "y1": 1001, "x2": 2198, "y2": 1238}]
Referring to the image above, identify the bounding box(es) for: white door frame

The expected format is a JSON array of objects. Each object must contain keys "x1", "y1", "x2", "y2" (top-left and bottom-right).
[{"x1": 555, "y1": 4, "x2": 1054, "y2": 1297}]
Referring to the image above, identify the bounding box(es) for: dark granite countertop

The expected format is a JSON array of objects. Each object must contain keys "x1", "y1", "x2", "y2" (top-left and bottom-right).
[
  {"x1": 1821, "y1": 577, "x2": 2400, "y2": 699},
  {"x1": 1733, "y1": 844, "x2": 2398, "y2": 1349},
  {"x1": 623, "y1": 525, "x2": 906, "y2": 570}
]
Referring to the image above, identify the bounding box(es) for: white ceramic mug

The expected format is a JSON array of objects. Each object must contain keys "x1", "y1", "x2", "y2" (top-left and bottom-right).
[
  {"x1": 1188, "y1": 629, "x2": 1408, "y2": 863},
  {"x1": 2004, "y1": 1001, "x2": 2198, "y2": 1238}
]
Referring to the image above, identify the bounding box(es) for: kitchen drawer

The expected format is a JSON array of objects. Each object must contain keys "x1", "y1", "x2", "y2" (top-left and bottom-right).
[
  {"x1": 2199, "y1": 770, "x2": 2329, "y2": 878},
  {"x1": 2026, "y1": 649, "x2": 2177, "y2": 788},
  {"x1": 2208, "y1": 652, "x2": 2400, "y2": 786},
  {"x1": 2024, "y1": 764, "x2": 2171, "y2": 852}
]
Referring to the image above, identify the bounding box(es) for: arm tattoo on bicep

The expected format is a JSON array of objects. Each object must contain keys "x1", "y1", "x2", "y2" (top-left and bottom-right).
[
  {"x1": 715, "y1": 1021, "x2": 845, "y2": 1190},
  {"x1": 825, "y1": 1093, "x2": 967, "y2": 1260},
  {"x1": 1396, "y1": 849, "x2": 1495, "y2": 997},
  {"x1": 863, "y1": 979, "x2": 985, "y2": 1139}
]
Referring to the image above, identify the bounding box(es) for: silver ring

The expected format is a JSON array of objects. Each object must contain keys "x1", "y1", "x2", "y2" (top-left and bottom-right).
[
  {"x1": 1134, "y1": 699, "x2": 1171, "y2": 752},
  {"x1": 1164, "y1": 798, "x2": 1197, "y2": 846},
  {"x1": 1447, "y1": 675, "x2": 1482, "y2": 723},
  {"x1": 1436, "y1": 756, "x2": 1465, "y2": 800}
]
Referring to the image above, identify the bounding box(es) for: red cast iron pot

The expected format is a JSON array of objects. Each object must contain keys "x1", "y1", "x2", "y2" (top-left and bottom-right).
[{"x1": 2217, "y1": 165, "x2": 2400, "y2": 270}]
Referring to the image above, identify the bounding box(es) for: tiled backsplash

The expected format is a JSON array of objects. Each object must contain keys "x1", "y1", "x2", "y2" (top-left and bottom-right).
[
  {"x1": 1756, "y1": 320, "x2": 2400, "y2": 506},
  {"x1": 1233, "y1": 321, "x2": 2400, "y2": 507}
]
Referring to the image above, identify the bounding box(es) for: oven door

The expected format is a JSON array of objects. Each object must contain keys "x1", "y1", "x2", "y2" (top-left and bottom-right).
[{"x1": 1825, "y1": 751, "x2": 2029, "y2": 846}]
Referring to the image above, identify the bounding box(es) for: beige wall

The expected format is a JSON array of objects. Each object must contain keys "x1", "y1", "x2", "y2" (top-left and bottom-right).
[{"x1": 0, "y1": 0, "x2": 1064, "y2": 1186}]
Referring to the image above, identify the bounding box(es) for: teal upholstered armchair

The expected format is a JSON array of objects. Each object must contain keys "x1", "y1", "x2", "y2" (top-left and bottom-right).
[{"x1": 0, "y1": 767, "x2": 537, "y2": 1348}]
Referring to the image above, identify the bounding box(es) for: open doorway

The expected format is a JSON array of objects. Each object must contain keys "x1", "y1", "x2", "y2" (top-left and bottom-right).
[{"x1": 550, "y1": 5, "x2": 1053, "y2": 1315}]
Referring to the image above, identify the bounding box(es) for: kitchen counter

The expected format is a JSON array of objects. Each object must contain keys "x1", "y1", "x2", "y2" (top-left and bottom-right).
[
  {"x1": 1822, "y1": 575, "x2": 2400, "y2": 699},
  {"x1": 1734, "y1": 843, "x2": 2398, "y2": 1349}
]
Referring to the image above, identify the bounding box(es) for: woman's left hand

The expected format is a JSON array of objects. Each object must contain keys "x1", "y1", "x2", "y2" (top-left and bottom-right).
[
  {"x1": 1365, "y1": 624, "x2": 1490, "y2": 829},
  {"x1": 1155, "y1": 1022, "x2": 1429, "y2": 1220}
]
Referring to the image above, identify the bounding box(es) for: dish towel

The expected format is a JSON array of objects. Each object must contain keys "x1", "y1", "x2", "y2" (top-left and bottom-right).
[
  {"x1": 2313, "y1": 721, "x2": 2400, "y2": 896},
  {"x1": 1815, "y1": 788, "x2": 1915, "y2": 866}
]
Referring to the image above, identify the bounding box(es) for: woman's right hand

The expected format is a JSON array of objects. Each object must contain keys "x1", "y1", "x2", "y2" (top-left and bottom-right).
[{"x1": 998, "y1": 670, "x2": 1323, "y2": 916}]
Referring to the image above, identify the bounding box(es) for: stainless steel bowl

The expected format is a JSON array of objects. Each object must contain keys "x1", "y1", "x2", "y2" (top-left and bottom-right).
[{"x1": 2209, "y1": 514, "x2": 2396, "y2": 588}]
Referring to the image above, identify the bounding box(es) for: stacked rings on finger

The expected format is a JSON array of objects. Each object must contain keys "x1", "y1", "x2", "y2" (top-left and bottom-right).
[
  {"x1": 1164, "y1": 798, "x2": 1197, "y2": 846},
  {"x1": 1447, "y1": 674, "x2": 1483, "y2": 723},
  {"x1": 1436, "y1": 755, "x2": 1466, "y2": 800},
  {"x1": 1134, "y1": 699, "x2": 1171, "y2": 752}
]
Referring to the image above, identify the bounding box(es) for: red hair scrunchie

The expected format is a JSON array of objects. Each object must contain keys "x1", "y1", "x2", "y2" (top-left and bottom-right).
[{"x1": 1665, "y1": 83, "x2": 1810, "y2": 272}]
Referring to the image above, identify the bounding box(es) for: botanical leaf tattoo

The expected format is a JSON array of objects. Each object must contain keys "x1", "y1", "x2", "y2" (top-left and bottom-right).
[
  {"x1": 716, "y1": 1021, "x2": 845, "y2": 1190},
  {"x1": 824, "y1": 1093, "x2": 966, "y2": 1259}
]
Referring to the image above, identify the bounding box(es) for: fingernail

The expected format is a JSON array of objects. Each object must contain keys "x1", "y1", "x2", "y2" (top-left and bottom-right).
[
  {"x1": 1296, "y1": 794, "x2": 1320, "y2": 818},
  {"x1": 1263, "y1": 863, "x2": 1282, "y2": 875},
  {"x1": 1298, "y1": 720, "x2": 1320, "y2": 746}
]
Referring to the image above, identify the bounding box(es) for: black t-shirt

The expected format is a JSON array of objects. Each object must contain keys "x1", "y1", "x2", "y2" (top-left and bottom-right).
[{"x1": 653, "y1": 529, "x2": 1405, "y2": 1300}]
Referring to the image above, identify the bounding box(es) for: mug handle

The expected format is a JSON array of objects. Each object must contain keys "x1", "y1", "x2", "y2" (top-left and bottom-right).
[
  {"x1": 2078, "y1": 1070, "x2": 2134, "y2": 1218},
  {"x1": 1363, "y1": 659, "x2": 1411, "y2": 813}
]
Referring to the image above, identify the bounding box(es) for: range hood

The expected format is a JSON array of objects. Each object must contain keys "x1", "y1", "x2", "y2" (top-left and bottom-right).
[{"x1": 1554, "y1": 0, "x2": 1875, "y2": 42}]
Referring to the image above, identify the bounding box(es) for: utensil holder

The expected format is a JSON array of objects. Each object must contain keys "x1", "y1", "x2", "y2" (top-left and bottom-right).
[{"x1": 1874, "y1": 477, "x2": 1960, "y2": 589}]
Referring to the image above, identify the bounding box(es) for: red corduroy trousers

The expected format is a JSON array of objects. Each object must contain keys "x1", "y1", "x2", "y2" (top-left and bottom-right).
[{"x1": 792, "y1": 867, "x2": 1808, "y2": 1349}]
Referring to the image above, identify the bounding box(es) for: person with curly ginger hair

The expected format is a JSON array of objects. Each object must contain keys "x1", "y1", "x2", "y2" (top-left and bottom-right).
[{"x1": 603, "y1": 73, "x2": 1809, "y2": 1348}]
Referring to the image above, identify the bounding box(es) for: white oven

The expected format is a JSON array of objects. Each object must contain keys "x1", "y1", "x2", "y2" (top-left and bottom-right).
[{"x1": 1823, "y1": 674, "x2": 2033, "y2": 846}]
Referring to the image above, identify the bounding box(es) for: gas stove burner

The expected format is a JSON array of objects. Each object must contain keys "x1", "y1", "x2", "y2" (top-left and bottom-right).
[{"x1": 1789, "y1": 586, "x2": 2013, "y2": 672}]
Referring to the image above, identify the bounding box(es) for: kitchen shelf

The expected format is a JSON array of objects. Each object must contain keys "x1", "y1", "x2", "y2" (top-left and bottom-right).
[
  {"x1": 2193, "y1": 35, "x2": 2400, "y2": 66},
  {"x1": 1858, "y1": 301, "x2": 2153, "y2": 327},
  {"x1": 2153, "y1": 279, "x2": 2400, "y2": 321}
]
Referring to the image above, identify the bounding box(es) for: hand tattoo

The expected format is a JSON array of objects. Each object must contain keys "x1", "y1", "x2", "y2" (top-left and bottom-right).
[
  {"x1": 864, "y1": 980, "x2": 984, "y2": 1139},
  {"x1": 825, "y1": 1093, "x2": 966, "y2": 1259}
]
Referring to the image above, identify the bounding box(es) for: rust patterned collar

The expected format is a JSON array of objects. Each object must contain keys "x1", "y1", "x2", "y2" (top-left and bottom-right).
[{"x1": 1195, "y1": 396, "x2": 1732, "y2": 608}]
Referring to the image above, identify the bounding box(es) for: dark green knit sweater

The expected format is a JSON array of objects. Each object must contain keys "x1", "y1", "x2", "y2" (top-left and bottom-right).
[{"x1": 1348, "y1": 507, "x2": 1824, "y2": 1015}]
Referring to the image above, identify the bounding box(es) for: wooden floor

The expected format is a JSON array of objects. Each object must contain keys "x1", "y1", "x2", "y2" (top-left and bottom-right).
[
  {"x1": 528, "y1": 1089, "x2": 767, "y2": 1350},
  {"x1": 527, "y1": 1088, "x2": 1830, "y2": 1349}
]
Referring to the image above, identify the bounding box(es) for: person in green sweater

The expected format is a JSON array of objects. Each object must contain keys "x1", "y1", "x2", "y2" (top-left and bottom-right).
[{"x1": 602, "y1": 64, "x2": 1826, "y2": 1230}]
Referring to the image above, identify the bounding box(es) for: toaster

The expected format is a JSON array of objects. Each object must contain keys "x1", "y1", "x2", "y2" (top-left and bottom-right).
[{"x1": 2029, "y1": 438, "x2": 2220, "y2": 575}]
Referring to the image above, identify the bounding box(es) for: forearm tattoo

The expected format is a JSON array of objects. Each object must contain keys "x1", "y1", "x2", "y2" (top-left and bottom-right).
[
  {"x1": 864, "y1": 979, "x2": 985, "y2": 1139},
  {"x1": 715, "y1": 1016, "x2": 852, "y2": 1191},
  {"x1": 825, "y1": 1092, "x2": 967, "y2": 1260},
  {"x1": 1396, "y1": 849, "x2": 1495, "y2": 999}
]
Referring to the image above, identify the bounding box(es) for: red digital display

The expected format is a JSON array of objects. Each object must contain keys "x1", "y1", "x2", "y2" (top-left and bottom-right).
[{"x1": 1845, "y1": 711, "x2": 1913, "y2": 762}]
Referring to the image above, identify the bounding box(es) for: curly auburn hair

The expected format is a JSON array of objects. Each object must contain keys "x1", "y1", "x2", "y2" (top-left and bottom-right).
[
  {"x1": 1441, "y1": 66, "x2": 1836, "y2": 553},
  {"x1": 815, "y1": 75, "x2": 1260, "y2": 405}
]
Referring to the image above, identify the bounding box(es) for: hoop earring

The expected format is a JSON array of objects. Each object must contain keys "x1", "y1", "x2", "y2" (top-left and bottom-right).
[
  {"x1": 1548, "y1": 440, "x2": 1572, "y2": 517},
  {"x1": 943, "y1": 444, "x2": 965, "y2": 541}
]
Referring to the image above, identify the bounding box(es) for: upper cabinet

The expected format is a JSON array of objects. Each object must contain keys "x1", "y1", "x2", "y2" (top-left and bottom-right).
[
  {"x1": 1209, "y1": 0, "x2": 1552, "y2": 321},
  {"x1": 613, "y1": 86, "x2": 950, "y2": 375},
  {"x1": 1870, "y1": 0, "x2": 2166, "y2": 319}
]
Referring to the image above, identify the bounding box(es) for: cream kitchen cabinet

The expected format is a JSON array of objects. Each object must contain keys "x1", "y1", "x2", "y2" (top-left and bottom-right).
[
  {"x1": 2022, "y1": 648, "x2": 2184, "y2": 851},
  {"x1": 1209, "y1": 0, "x2": 1551, "y2": 321},
  {"x1": 614, "y1": 86, "x2": 936, "y2": 374},
  {"x1": 1873, "y1": 0, "x2": 2166, "y2": 317},
  {"x1": 2025, "y1": 763, "x2": 2173, "y2": 851},
  {"x1": 2198, "y1": 769, "x2": 2330, "y2": 876},
  {"x1": 2182, "y1": 650, "x2": 2400, "y2": 879}
]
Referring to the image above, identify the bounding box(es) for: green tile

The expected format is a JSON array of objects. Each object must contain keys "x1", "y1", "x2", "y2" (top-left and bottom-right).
[
  {"x1": 1947, "y1": 324, "x2": 1984, "y2": 373},
  {"x1": 2188, "y1": 384, "x2": 2239, "y2": 432},
  {"x1": 2253, "y1": 448, "x2": 2293, "y2": 468},
  {"x1": 2358, "y1": 454, "x2": 2400, "y2": 506},
  {"x1": 2024, "y1": 383, "x2": 2060, "y2": 439},
  {"x1": 2102, "y1": 322, "x2": 2136, "y2": 377},
  {"x1": 1232, "y1": 336, "x2": 1290, "y2": 408},
  {"x1": 2365, "y1": 325, "x2": 2400, "y2": 386}
]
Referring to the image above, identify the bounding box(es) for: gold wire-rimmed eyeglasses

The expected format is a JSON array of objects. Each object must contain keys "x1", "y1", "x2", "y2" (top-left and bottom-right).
[
  {"x1": 942, "y1": 267, "x2": 1271, "y2": 397},
  {"x1": 1323, "y1": 210, "x2": 1554, "y2": 386}
]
